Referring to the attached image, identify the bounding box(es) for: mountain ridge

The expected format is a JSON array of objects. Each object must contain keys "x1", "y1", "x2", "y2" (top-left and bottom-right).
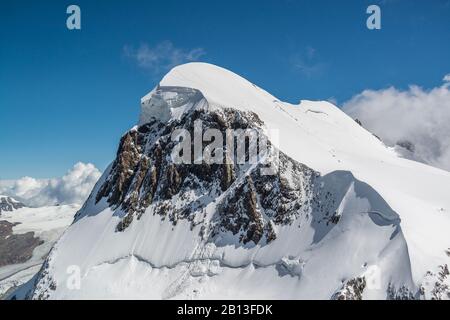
[
  {"x1": 11, "y1": 63, "x2": 450, "y2": 300},
  {"x1": 0, "y1": 195, "x2": 25, "y2": 214}
]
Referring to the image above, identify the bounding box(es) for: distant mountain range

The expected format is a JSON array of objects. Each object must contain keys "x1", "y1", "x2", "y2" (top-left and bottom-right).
[{"x1": 0, "y1": 195, "x2": 25, "y2": 214}]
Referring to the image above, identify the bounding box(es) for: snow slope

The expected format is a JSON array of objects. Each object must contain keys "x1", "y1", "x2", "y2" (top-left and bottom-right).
[{"x1": 14, "y1": 63, "x2": 450, "y2": 300}]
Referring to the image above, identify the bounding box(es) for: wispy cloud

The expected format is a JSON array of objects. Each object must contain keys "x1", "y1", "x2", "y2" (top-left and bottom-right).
[
  {"x1": 124, "y1": 41, "x2": 206, "y2": 74},
  {"x1": 291, "y1": 46, "x2": 326, "y2": 77},
  {"x1": 343, "y1": 75, "x2": 450, "y2": 171},
  {"x1": 443, "y1": 73, "x2": 450, "y2": 83}
]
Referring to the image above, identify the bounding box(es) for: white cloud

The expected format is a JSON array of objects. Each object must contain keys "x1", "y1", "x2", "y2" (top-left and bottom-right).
[
  {"x1": 0, "y1": 162, "x2": 101, "y2": 207},
  {"x1": 343, "y1": 76, "x2": 450, "y2": 171},
  {"x1": 443, "y1": 74, "x2": 450, "y2": 83},
  {"x1": 124, "y1": 41, "x2": 206, "y2": 74}
]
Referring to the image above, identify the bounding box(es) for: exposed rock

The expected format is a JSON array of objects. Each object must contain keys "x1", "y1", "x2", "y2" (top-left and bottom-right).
[
  {"x1": 0, "y1": 220, "x2": 43, "y2": 267},
  {"x1": 387, "y1": 283, "x2": 416, "y2": 300},
  {"x1": 23, "y1": 259, "x2": 57, "y2": 300},
  {"x1": 421, "y1": 264, "x2": 450, "y2": 300},
  {"x1": 396, "y1": 140, "x2": 415, "y2": 153},
  {"x1": 332, "y1": 277, "x2": 366, "y2": 300},
  {"x1": 94, "y1": 106, "x2": 340, "y2": 247},
  {"x1": 372, "y1": 133, "x2": 382, "y2": 141},
  {"x1": 220, "y1": 162, "x2": 235, "y2": 191},
  {"x1": 0, "y1": 196, "x2": 25, "y2": 214}
]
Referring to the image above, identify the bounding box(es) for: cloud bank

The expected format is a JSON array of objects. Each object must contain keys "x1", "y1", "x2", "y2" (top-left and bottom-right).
[
  {"x1": 124, "y1": 41, "x2": 205, "y2": 74},
  {"x1": 343, "y1": 75, "x2": 450, "y2": 171},
  {"x1": 0, "y1": 162, "x2": 101, "y2": 207}
]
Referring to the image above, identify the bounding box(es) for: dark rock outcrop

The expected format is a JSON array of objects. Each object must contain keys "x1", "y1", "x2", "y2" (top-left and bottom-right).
[
  {"x1": 0, "y1": 196, "x2": 25, "y2": 214},
  {"x1": 332, "y1": 277, "x2": 367, "y2": 300},
  {"x1": 93, "y1": 101, "x2": 347, "y2": 247},
  {"x1": 0, "y1": 220, "x2": 43, "y2": 267}
]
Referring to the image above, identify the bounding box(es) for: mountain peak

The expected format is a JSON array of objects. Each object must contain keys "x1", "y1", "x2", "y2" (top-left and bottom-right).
[
  {"x1": 159, "y1": 62, "x2": 266, "y2": 98},
  {"x1": 14, "y1": 63, "x2": 450, "y2": 300},
  {"x1": 139, "y1": 63, "x2": 281, "y2": 125},
  {"x1": 0, "y1": 195, "x2": 26, "y2": 214},
  {"x1": 139, "y1": 63, "x2": 389, "y2": 174}
]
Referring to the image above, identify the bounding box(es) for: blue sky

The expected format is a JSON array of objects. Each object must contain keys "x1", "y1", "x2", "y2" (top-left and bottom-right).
[{"x1": 1, "y1": 0, "x2": 450, "y2": 179}]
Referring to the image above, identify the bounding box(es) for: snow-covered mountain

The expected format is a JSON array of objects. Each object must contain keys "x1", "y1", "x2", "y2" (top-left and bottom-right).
[
  {"x1": 13, "y1": 63, "x2": 450, "y2": 300},
  {"x1": 0, "y1": 204, "x2": 77, "y2": 298},
  {"x1": 0, "y1": 195, "x2": 25, "y2": 214}
]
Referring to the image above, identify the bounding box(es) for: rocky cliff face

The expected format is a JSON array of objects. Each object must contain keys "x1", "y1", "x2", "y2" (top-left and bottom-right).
[
  {"x1": 0, "y1": 196, "x2": 25, "y2": 214},
  {"x1": 87, "y1": 97, "x2": 354, "y2": 250},
  {"x1": 90, "y1": 103, "x2": 325, "y2": 245}
]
